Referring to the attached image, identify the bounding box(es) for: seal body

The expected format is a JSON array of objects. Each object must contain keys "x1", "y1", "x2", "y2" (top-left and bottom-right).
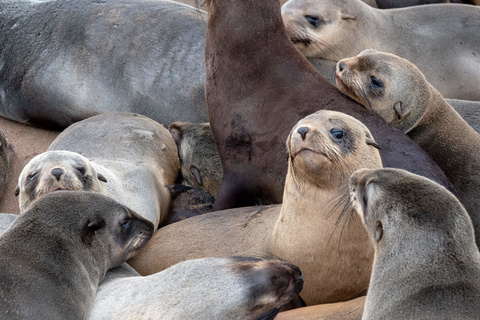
[
  {"x1": 0, "y1": 0, "x2": 207, "y2": 129},
  {"x1": 130, "y1": 110, "x2": 382, "y2": 305},
  {"x1": 17, "y1": 112, "x2": 180, "y2": 230},
  {"x1": 90, "y1": 256, "x2": 304, "y2": 320},
  {"x1": 0, "y1": 129, "x2": 14, "y2": 201},
  {"x1": 0, "y1": 191, "x2": 153, "y2": 320},
  {"x1": 350, "y1": 168, "x2": 480, "y2": 319},
  {"x1": 203, "y1": 0, "x2": 452, "y2": 210},
  {"x1": 335, "y1": 49, "x2": 480, "y2": 247},
  {"x1": 169, "y1": 122, "x2": 222, "y2": 198},
  {"x1": 281, "y1": 0, "x2": 480, "y2": 100}
]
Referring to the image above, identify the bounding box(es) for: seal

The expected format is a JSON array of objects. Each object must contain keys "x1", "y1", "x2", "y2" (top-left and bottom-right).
[
  {"x1": 275, "y1": 296, "x2": 365, "y2": 320},
  {"x1": 0, "y1": 129, "x2": 14, "y2": 202},
  {"x1": 0, "y1": 0, "x2": 208, "y2": 129},
  {"x1": 90, "y1": 256, "x2": 304, "y2": 320},
  {"x1": 169, "y1": 121, "x2": 222, "y2": 198},
  {"x1": 335, "y1": 49, "x2": 480, "y2": 247},
  {"x1": 0, "y1": 190, "x2": 154, "y2": 320},
  {"x1": 203, "y1": 0, "x2": 452, "y2": 210},
  {"x1": 281, "y1": 0, "x2": 480, "y2": 100},
  {"x1": 16, "y1": 112, "x2": 180, "y2": 230},
  {"x1": 350, "y1": 168, "x2": 480, "y2": 319},
  {"x1": 129, "y1": 110, "x2": 382, "y2": 306}
]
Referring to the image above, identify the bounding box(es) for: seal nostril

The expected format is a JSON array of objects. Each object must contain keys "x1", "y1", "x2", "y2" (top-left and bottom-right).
[
  {"x1": 338, "y1": 61, "x2": 346, "y2": 72},
  {"x1": 51, "y1": 168, "x2": 64, "y2": 181},
  {"x1": 297, "y1": 127, "x2": 309, "y2": 140}
]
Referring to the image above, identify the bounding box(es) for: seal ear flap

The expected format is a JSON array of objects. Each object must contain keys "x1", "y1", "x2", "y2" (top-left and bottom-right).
[
  {"x1": 365, "y1": 132, "x2": 380, "y2": 149},
  {"x1": 168, "y1": 122, "x2": 185, "y2": 149},
  {"x1": 393, "y1": 101, "x2": 405, "y2": 119},
  {"x1": 14, "y1": 186, "x2": 20, "y2": 197},
  {"x1": 341, "y1": 13, "x2": 356, "y2": 20},
  {"x1": 97, "y1": 173, "x2": 107, "y2": 183},
  {"x1": 190, "y1": 166, "x2": 203, "y2": 186}
]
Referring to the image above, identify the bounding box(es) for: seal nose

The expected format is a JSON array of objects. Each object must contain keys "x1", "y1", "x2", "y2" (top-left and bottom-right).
[
  {"x1": 51, "y1": 168, "x2": 64, "y2": 181},
  {"x1": 338, "y1": 61, "x2": 346, "y2": 72},
  {"x1": 297, "y1": 127, "x2": 309, "y2": 140}
]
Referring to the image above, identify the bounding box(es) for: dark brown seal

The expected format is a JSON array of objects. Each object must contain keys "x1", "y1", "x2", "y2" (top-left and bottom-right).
[
  {"x1": 350, "y1": 168, "x2": 480, "y2": 319},
  {"x1": 203, "y1": 0, "x2": 452, "y2": 210},
  {"x1": 0, "y1": 191, "x2": 154, "y2": 320}
]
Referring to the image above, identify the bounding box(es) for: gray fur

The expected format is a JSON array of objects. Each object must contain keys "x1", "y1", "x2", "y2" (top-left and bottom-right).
[
  {"x1": 0, "y1": 0, "x2": 208, "y2": 128},
  {"x1": 0, "y1": 191, "x2": 154, "y2": 320},
  {"x1": 350, "y1": 168, "x2": 480, "y2": 320},
  {"x1": 91, "y1": 257, "x2": 303, "y2": 320}
]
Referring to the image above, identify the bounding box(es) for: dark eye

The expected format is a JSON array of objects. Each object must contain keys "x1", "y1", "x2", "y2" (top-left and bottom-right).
[
  {"x1": 27, "y1": 172, "x2": 38, "y2": 181},
  {"x1": 305, "y1": 15, "x2": 322, "y2": 28},
  {"x1": 370, "y1": 76, "x2": 383, "y2": 89},
  {"x1": 120, "y1": 218, "x2": 131, "y2": 232},
  {"x1": 75, "y1": 167, "x2": 86, "y2": 176},
  {"x1": 330, "y1": 128, "x2": 345, "y2": 140},
  {"x1": 363, "y1": 192, "x2": 368, "y2": 207}
]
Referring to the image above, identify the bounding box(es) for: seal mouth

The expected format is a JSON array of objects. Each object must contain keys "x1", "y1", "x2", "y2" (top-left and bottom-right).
[{"x1": 293, "y1": 148, "x2": 330, "y2": 161}]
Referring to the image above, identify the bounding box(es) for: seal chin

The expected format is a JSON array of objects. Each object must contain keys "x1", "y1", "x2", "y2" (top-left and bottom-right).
[{"x1": 293, "y1": 148, "x2": 330, "y2": 161}]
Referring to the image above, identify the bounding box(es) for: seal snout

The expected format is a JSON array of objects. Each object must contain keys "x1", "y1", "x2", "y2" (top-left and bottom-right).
[
  {"x1": 51, "y1": 168, "x2": 64, "y2": 181},
  {"x1": 297, "y1": 127, "x2": 309, "y2": 140},
  {"x1": 338, "y1": 61, "x2": 347, "y2": 73}
]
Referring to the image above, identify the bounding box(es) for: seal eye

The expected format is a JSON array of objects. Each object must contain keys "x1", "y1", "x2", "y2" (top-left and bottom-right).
[
  {"x1": 120, "y1": 218, "x2": 131, "y2": 232},
  {"x1": 375, "y1": 221, "x2": 383, "y2": 242},
  {"x1": 330, "y1": 128, "x2": 345, "y2": 140},
  {"x1": 370, "y1": 76, "x2": 383, "y2": 90},
  {"x1": 27, "y1": 172, "x2": 38, "y2": 181},
  {"x1": 305, "y1": 15, "x2": 322, "y2": 28},
  {"x1": 75, "y1": 167, "x2": 86, "y2": 176}
]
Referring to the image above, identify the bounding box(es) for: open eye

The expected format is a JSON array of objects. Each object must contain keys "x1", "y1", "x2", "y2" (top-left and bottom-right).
[
  {"x1": 370, "y1": 76, "x2": 383, "y2": 90},
  {"x1": 304, "y1": 15, "x2": 323, "y2": 28},
  {"x1": 330, "y1": 128, "x2": 345, "y2": 140}
]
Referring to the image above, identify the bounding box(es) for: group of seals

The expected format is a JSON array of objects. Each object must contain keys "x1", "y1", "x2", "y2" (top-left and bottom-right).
[
  {"x1": 0, "y1": 0, "x2": 208, "y2": 129},
  {"x1": 203, "y1": 0, "x2": 452, "y2": 210},
  {"x1": 0, "y1": 191, "x2": 153, "y2": 320},
  {"x1": 281, "y1": 0, "x2": 480, "y2": 100},
  {"x1": 350, "y1": 168, "x2": 480, "y2": 319},
  {"x1": 16, "y1": 112, "x2": 180, "y2": 230},
  {"x1": 90, "y1": 256, "x2": 304, "y2": 320},
  {"x1": 130, "y1": 110, "x2": 382, "y2": 306},
  {"x1": 335, "y1": 49, "x2": 480, "y2": 247}
]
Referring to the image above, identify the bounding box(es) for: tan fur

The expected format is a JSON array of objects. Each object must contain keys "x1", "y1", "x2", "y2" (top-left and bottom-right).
[
  {"x1": 350, "y1": 168, "x2": 480, "y2": 319},
  {"x1": 281, "y1": 0, "x2": 480, "y2": 100},
  {"x1": 129, "y1": 110, "x2": 382, "y2": 305},
  {"x1": 335, "y1": 49, "x2": 480, "y2": 247},
  {"x1": 276, "y1": 296, "x2": 365, "y2": 320},
  {"x1": 169, "y1": 122, "x2": 222, "y2": 198}
]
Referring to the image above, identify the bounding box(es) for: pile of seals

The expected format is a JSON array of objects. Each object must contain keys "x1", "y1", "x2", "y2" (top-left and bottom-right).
[{"x1": 0, "y1": 0, "x2": 479, "y2": 318}]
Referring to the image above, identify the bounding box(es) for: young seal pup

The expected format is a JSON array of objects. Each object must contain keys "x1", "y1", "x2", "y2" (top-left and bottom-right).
[
  {"x1": 90, "y1": 256, "x2": 304, "y2": 320},
  {"x1": 335, "y1": 49, "x2": 480, "y2": 247},
  {"x1": 16, "y1": 112, "x2": 180, "y2": 230},
  {"x1": 350, "y1": 168, "x2": 480, "y2": 319},
  {"x1": 281, "y1": 0, "x2": 480, "y2": 100},
  {"x1": 130, "y1": 110, "x2": 382, "y2": 305},
  {"x1": 203, "y1": 0, "x2": 452, "y2": 210},
  {"x1": 0, "y1": 191, "x2": 154, "y2": 320},
  {"x1": 169, "y1": 122, "x2": 222, "y2": 198}
]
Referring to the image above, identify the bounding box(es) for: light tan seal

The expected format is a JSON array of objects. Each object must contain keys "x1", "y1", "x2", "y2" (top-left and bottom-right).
[
  {"x1": 90, "y1": 256, "x2": 304, "y2": 320},
  {"x1": 168, "y1": 121, "x2": 222, "y2": 198},
  {"x1": 335, "y1": 49, "x2": 480, "y2": 247},
  {"x1": 350, "y1": 168, "x2": 480, "y2": 319},
  {"x1": 281, "y1": 0, "x2": 480, "y2": 100},
  {"x1": 129, "y1": 110, "x2": 382, "y2": 306},
  {"x1": 16, "y1": 112, "x2": 180, "y2": 230},
  {"x1": 0, "y1": 191, "x2": 154, "y2": 320}
]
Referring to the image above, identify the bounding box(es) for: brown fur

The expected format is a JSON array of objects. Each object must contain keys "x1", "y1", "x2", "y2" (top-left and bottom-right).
[
  {"x1": 203, "y1": 0, "x2": 452, "y2": 210},
  {"x1": 350, "y1": 168, "x2": 480, "y2": 319},
  {"x1": 275, "y1": 296, "x2": 365, "y2": 320},
  {"x1": 130, "y1": 110, "x2": 381, "y2": 305},
  {"x1": 336, "y1": 49, "x2": 480, "y2": 247}
]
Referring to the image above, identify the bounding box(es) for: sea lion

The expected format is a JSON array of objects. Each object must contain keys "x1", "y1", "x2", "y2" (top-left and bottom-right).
[
  {"x1": 335, "y1": 49, "x2": 480, "y2": 247},
  {"x1": 0, "y1": 191, "x2": 154, "y2": 320},
  {"x1": 0, "y1": 116, "x2": 59, "y2": 214},
  {"x1": 281, "y1": 0, "x2": 480, "y2": 100},
  {"x1": 0, "y1": 129, "x2": 14, "y2": 202},
  {"x1": 90, "y1": 256, "x2": 304, "y2": 320},
  {"x1": 169, "y1": 122, "x2": 222, "y2": 198},
  {"x1": 130, "y1": 110, "x2": 381, "y2": 306},
  {"x1": 16, "y1": 112, "x2": 180, "y2": 230},
  {"x1": 350, "y1": 168, "x2": 480, "y2": 319},
  {"x1": 0, "y1": 0, "x2": 208, "y2": 129},
  {"x1": 275, "y1": 296, "x2": 365, "y2": 320},
  {"x1": 202, "y1": 0, "x2": 452, "y2": 210}
]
